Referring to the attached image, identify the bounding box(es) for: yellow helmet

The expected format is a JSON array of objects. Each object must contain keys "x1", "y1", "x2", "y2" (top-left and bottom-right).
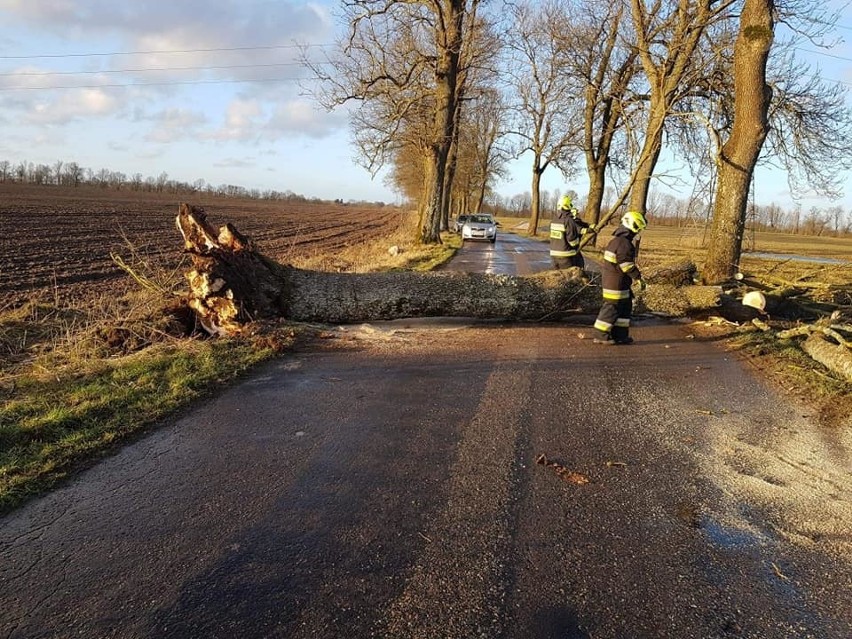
[
  {"x1": 621, "y1": 210, "x2": 647, "y2": 233},
  {"x1": 558, "y1": 195, "x2": 573, "y2": 211}
]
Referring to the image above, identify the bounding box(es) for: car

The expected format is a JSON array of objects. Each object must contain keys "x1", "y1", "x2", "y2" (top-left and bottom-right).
[
  {"x1": 461, "y1": 213, "x2": 498, "y2": 244},
  {"x1": 452, "y1": 214, "x2": 472, "y2": 233}
]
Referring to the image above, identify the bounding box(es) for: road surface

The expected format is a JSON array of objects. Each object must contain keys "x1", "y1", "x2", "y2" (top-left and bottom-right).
[{"x1": 2, "y1": 233, "x2": 850, "y2": 638}]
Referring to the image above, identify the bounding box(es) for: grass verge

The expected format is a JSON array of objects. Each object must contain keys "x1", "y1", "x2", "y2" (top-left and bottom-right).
[
  {"x1": 0, "y1": 338, "x2": 281, "y2": 513},
  {"x1": 721, "y1": 329, "x2": 852, "y2": 428}
]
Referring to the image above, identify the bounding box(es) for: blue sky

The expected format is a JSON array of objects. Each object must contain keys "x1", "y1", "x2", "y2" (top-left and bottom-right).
[{"x1": 1, "y1": 0, "x2": 852, "y2": 212}]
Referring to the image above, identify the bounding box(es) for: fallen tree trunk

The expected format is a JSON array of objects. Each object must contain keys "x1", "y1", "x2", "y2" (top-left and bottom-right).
[
  {"x1": 174, "y1": 204, "x2": 723, "y2": 334},
  {"x1": 801, "y1": 333, "x2": 852, "y2": 383},
  {"x1": 176, "y1": 204, "x2": 600, "y2": 333}
]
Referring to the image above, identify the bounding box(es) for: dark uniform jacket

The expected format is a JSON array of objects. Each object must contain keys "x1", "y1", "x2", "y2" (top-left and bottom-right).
[
  {"x1": 549, "y1": 208, "x2": 584, "y2": 259},
  {"x1": 600, "y1": 226, "x2": 642, "y2": 300}
]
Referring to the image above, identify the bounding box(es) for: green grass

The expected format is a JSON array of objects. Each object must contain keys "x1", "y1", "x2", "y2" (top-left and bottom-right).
[{"x1": 0, "y1": 338, "x2": 280, "y2": 513}]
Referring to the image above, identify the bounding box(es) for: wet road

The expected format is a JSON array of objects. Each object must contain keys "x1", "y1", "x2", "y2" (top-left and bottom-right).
[
  {"x1": 2, "y1": 233, "x2": 851, "y2": 638},
  {"x1": 442, "y1": 230, "x2": 552, "y2": 275}
]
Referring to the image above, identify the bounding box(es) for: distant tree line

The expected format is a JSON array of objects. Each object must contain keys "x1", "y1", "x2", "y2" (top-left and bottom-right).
[
  {"x1": 0, "y1": 158, "x2": 389, "y2": 207},
  {"x1": 483, "y1": 187, "x2": 852, "y2": 238}
]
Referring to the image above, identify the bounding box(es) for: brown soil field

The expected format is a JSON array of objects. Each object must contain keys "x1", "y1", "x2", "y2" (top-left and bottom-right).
[{"x1": 0, "y1": 184, "x2": 405, "y2": 310}]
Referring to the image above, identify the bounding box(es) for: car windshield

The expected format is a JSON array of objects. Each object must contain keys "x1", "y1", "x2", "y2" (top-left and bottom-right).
[{"x1": 469, "y1": 215, "x2": 494, "y2": 224}]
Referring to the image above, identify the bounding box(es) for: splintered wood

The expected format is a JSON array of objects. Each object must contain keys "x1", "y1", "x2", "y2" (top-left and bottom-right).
[{"x1": 535, "y1": 453, "x2": 590, "y2": 485}]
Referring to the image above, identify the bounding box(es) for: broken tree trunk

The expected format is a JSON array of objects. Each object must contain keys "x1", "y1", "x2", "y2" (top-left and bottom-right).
[
  {"x1": 175, "y1": 204, "x2": 724, "y2": 334},
  {"x1": 801, "y1": 333, "x2": 852, "y2": 383},
  {"x1": 176, "y1": 204, "x2": 600, "y2": 334}
]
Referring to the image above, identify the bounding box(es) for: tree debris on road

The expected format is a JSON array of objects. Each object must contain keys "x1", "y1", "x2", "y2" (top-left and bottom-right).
[{"x1": 535, "y1": 453, "x2": 591, "y2": 485}]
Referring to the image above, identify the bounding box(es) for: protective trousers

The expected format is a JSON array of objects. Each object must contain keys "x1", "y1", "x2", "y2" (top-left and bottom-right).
[
  {"x1": 594, "y1": 296, "x2": 632, "y2": 341},
  {"x1": 552, "y1": 255, "x2": 585, "y2": 270}
]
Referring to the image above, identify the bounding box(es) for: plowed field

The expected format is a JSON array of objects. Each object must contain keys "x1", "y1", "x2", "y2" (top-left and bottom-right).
[{"x1": 0, "y1": 184, "x2": 404, "y2": 309}]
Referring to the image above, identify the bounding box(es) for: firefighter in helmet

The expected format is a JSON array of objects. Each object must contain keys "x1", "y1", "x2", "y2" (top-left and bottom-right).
[
  {"x1": 593, "y1": 210, "x2": 647, "y2": 345},
  {"x1": 549, "y1": 195, "x2": 594, "y2": 270}
]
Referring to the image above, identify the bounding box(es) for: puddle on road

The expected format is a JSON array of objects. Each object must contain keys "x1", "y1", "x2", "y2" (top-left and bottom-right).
[
  {"x1": 744, "y1": 251, "x2": 850, "y2": 265},
  {"x1": 700, "y1": 516, "x2": 767, "y2": 550}
]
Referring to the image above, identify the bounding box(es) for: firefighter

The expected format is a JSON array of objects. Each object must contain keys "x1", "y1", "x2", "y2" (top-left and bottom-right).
[
  {"x1": 549, "y1": 195, "x2": 594, "y2": 269},
  {"x1": 593, "y1": 210, "x2": 647, "y2": 345}
]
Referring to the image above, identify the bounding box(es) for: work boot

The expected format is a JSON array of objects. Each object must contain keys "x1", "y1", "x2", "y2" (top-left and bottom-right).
[
  {"x1": 592, "y1": 333, "x2": 613, "y2": 345},
  {"x1": 613, "y1": 336, "x2": 634, "y2": 345}
]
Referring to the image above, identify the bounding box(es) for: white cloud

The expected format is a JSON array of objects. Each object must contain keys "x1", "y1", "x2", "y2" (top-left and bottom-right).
[
  {"x1": 143, "y1": 108, "x2": 207, "y2": 143},
  {"x1": 205, "y1": 98, "x2": 264, "y2": 142},
  {"x1": 214, "y1": 157, "x2": 257, "y2": 168},
  {"x1": 268, "y1": 99, "x2": 343, "y2": 138},
  {"x1": 0, "y1": 1, "x2": 331, "y2": 46},
  {"x1": 24, "y1": 87, "x2": 121, "y2": 124}
]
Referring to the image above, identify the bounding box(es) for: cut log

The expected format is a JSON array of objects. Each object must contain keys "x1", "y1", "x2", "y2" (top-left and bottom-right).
[
  {"x1": 176, "y1": 204, "x2": 600, "y2": 332},
  {"x1": 801, "y1": 333, "x2": 852, "y2": 383},
  {"x1": 644, "y1": 259, "x2": 698, "y2": 287},
  {"x1": 174, "y1": 204, "x2": 726, "y2": 334},
  {"x1": 638, "y1": 284, "x2": 722, "y2": 317}
]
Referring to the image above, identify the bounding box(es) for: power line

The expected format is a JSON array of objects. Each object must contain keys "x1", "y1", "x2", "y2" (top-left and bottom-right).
[
  {"x1": 0, "y1": 42, "x2": 331, "y2": 60},
  {"x1": 0, "y1": 61, "x2": 312, "y2": 78},
  {"x1": 794, "y1": 45, "x2": 852, "y2": 64},
  {"x1": 0, "y1": 77, "x2": 305, "y2": 91}
]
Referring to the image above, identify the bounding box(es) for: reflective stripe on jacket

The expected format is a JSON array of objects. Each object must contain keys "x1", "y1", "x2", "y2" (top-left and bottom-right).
[
  {"x1": 549, "y1": 210, "x2": 581, "y2": 258},
  {"x1": 600, "y1": 226, "x2": 641, "y2": 295}
]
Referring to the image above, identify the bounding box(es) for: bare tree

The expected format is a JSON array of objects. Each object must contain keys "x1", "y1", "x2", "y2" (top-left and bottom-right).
[
  {"x1": 305, "y1": 0, "x2": 481, "y2": 244},
  {"x1": 52, "y1": 160, "x2": 63, "y2": 186},
  {"x1": 563, "y1": 0, "x2": 640, "y2": 228},
  {"x1": 703, "y1": 0, "x2": 774, "y2": 282},
  {"x1": 504, "y1": 0, "x2": 582, "y2": 236},
  {"x1": 703, "y1": 0, "x2": 852, "y2": 280},
  {"x1": 453, "y1": 88, "x2": 510, "y2": 215},
  {"x1": 627, "y1": 0, "x2": 723, "y2": 215}
]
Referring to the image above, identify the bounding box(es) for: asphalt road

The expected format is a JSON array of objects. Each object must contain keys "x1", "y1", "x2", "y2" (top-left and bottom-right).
[{"x1": 2, "y1": 233, "x2": 850, "y2": 638}]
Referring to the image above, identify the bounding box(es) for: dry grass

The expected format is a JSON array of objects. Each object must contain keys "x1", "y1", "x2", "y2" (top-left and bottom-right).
[{"x1": 288, "y1": 211, "x2": 460, "y2": 273}]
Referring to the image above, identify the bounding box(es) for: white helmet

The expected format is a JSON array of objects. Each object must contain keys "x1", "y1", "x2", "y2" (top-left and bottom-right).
[{"x1": 621, "y1": 210, "x2": 647, "y2": 233}]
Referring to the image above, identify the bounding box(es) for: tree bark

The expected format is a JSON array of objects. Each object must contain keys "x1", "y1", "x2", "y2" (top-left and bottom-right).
[
  {"x1": 703, "y1": 0, "x2": 774, "y2": 284},
  {"x1": 528, "y1": 164, "x2": 543, "y2": 236},
  {"x1": 176, "y1": 204, "x2": 603, "y2": 334},
  {"x1": 802, "y1": 333, "x2": 852, "y2": 383}
]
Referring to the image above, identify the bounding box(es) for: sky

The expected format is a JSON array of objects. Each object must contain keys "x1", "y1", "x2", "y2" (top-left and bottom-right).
[{"x1": 1, "y1": 0, "x2": 852, "y2": 212}]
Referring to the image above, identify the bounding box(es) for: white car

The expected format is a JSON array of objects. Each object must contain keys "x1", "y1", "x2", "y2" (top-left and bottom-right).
[
  {"x1": 452, "y1": 214, "x2": 472, "y2": 233},
  {"x1": 461, "y1": 214, "x2": 498, "y2": 244}
]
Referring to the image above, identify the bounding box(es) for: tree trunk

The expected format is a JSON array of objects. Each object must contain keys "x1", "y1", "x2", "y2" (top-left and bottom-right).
[
  {"x1": 703, "y1": 0, "x2": 774, "y2": 284},
  {"x1": 802, "y1": 333, "x2": 852, "y2": 383},
  {"x1": 175, "y1": 205, "x2": 721, "y2": 335},
  {"x1": 627, "y1": 103, "x2": 665, "y2": 214},
  {"x1": 176, "y1": 204, "x2": 597, "y2": 334},
  {"x1": 419, "y1": 0, "x2": 464, "y2": 245},
  {"x1": 528, "y1": 164, "x2": 543, "y2": 236}
]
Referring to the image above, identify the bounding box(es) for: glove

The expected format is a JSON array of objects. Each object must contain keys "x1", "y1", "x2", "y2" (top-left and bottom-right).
[{"x1": 637, "y1": 279, "x2": 647, "y2": 291}]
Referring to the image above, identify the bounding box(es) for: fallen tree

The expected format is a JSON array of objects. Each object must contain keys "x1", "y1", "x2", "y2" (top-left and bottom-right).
[
  {"x1": 174, "y1": 204, "x2": 720, "y2": 335},
  {"x1": 772, "y1": 312, "x2": 852, "y2": 383}
]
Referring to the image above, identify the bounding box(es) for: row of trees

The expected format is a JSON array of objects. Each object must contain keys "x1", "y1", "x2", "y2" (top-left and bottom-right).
[
  {"x1": 483, "y1": 188, "x2": 852, "y2": 236},
  {"x1": 307, "y1": 0, "x2": 852, "y2": 283},
  {"x1": 0, "y1": 159, "x2": 387, "y2": 206}
]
